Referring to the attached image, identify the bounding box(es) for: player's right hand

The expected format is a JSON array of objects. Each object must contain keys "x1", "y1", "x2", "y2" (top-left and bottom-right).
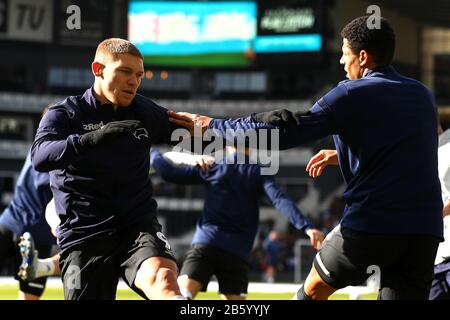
[
  {"x1": 306, "y1": 149, "x2": 339, "y2": 178},
  {"x1": 195, "y1": 155, "x2": 215, "y2": 171},
  {"x1": 79, "y1": 120, "x2": 141, "y2": 148},
  {"x1": 167, "y1": 111, "x2": 212, "y2": 136},
  {"x1": 306, "y1": 228, "x2": 325, "y2": 250}
]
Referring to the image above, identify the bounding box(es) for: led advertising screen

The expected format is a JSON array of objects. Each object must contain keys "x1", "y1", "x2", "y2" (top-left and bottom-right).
[
  {"x1": 255, "y1": 0, "x2": 324, "y2": 65},
  {"x1": 128, "y1": 0, "x2": 324, "y2": 67},
  {"x1": 128, "y1": 1, "x2": 257, "y2": 67}
]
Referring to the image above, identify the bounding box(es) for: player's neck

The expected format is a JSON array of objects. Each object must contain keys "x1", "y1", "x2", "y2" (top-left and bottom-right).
[{"x1": 93, "y1": 83, "x2": 119, "y2": 111}]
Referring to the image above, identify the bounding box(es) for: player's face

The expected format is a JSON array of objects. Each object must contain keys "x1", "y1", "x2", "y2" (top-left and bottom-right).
[
  {"x1": 100, "y1": 53, "x2": 144, "y2": 106},
  {"x1": 340, "y1": 38, "x2": 362, "y2": 80}
]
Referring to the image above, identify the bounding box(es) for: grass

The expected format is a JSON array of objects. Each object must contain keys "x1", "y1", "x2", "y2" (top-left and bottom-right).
[{"x1": 0, "y1": 283, "x2": 377, "y2": 300}]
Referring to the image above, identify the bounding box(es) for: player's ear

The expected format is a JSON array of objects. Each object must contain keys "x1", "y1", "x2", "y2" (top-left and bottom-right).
[
  {"x1": 359, "y1": 50, "x2": 370, "y2": 67},
  {"x1": 92, "y1": 62, "x2": 104, "y2": 78}
]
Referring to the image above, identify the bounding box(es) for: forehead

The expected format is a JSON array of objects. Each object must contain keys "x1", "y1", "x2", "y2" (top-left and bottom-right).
[
  {"x1": 111, "y1": 53, "x2": 144, "y2": 70},
  {"x1": 342, "y1": 38, "x2": 350, "y2": 50}
]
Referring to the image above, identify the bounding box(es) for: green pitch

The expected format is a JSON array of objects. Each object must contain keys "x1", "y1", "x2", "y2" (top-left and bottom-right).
[{"x1": 0, "y1": 284, "x2": 377, "y2": 300}]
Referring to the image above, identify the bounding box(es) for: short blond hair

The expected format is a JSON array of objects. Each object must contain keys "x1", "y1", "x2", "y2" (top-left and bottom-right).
[{"x1": 95, "y1": 38, "x2": 143, "y2": 61}]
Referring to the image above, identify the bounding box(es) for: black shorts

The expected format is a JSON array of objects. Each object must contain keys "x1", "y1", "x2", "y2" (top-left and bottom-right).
[
  {"x1": 179, "y1": 244, "x2": 249, "y2": 296},
  {"x1": 59, "y1": 214, "x2": 176, "y2": 300},
  {"x1": 0, "y1": 224, "x2": 52, "y2": 297},
  {"x1": 314, "y1": 225, "x2": 440, "y2": 300}
]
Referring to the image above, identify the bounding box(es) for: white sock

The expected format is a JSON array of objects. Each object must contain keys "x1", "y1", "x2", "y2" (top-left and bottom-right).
[
  {"x1": 168, "y1": 295, "x2": 188, "y2": 300},
  {"x1": 35, "y1": 258, "x2": 55, "y2": 278},
  {"x1": 180, "y1": 288, "x2": 193, "y2": 300}
]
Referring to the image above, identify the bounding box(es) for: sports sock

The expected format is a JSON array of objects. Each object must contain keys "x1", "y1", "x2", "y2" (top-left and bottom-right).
[
  {"x1": 35, "y1": 258, "x2": 56, "y2": 278},
  {"x1": 180, "y1": 287, "x2": 193, "y2": 300},
  {"x1": 292, "y1": 284, "x2": 312, "y2": 300},
  {"x1": 168, "y1": 295, "x2": 188, "y2": 300}
]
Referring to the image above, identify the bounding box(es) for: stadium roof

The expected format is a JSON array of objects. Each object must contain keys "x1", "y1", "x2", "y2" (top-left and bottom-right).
[{"x1": 375, "y1": 0, "x2": 450, "y2": 28}]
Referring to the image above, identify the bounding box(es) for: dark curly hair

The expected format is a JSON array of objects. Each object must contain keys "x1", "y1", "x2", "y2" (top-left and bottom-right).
[{"x1": 341, "y1": 16, "x2": 395, "y2": 66}]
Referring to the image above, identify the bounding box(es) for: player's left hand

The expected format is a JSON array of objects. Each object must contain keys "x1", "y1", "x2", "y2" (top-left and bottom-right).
[{"x1": 254, "y1": 109, "x2": 299, "y2": 126}]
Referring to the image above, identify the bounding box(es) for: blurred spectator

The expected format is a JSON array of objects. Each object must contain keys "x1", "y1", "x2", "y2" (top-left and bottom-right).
[{"x1": 262, "y1": 230, "x2": 282, "y2": 283}]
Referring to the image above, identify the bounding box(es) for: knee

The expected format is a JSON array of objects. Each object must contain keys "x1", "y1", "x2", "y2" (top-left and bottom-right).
[
  {"x1": 135, "y1": 265, "x2": 155, "y2": 288},
  {"x1": 134, "y1": 258, "x2": 178, "y2": 289},
  {"x1": 304, "y1": 265, "x2": 336, "y2": 300},
  {"x1": 154, "y1": 267, "x2": 177, "y2": 286}
]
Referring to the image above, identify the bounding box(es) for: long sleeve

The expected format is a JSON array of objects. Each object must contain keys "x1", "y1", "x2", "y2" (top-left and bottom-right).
[
  {"x1": 150, "y1": 149, "x2": 204, "y2": 185},
  {"x1": 134, "y1": 95, "x2": 184, "y2": 146},
  {"x1": 31, "y1": 106, "x2": 85, "y2": 172},
  {"x1": 262, "y1": 175, "x2": 313, "y2": 232},
  {"x1": 209, "y1": 101, "x2": 336, "y2": 150}
]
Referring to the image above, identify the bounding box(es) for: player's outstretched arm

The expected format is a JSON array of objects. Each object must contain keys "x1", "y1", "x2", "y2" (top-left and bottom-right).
[
  {"x1": 167, "y1": 111, "x2": 212, "y2": 136},
  {"x1": 163, "y1": 151, "x2": 214, "y2": 171},
  {"x1": 150, "y1": 148, "x2": 204, "y2": 185}
]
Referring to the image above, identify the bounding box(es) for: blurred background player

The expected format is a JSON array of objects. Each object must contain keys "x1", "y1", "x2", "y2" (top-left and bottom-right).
[
  {"x1": 150, "y1": 146, "x2": 324, "y2": 300},
  {"x1": 17, "y1": 197, "x2": 62, "y2": 286},
  {"x1": 429, "y1": 125, "x2": 450, "y2": 300},
  {"x1": 0, "y1": 131, "x2": 61, "y2": 299}
]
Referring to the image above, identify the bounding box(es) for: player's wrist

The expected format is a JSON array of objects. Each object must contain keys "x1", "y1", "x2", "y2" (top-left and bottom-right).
[{"x1": 79, "y1": 132, "x2": 95, "y2": 148}]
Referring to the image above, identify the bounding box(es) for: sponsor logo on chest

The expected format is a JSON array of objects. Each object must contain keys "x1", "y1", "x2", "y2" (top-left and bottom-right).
[{"x1": 82, "y1": 121, "x2": 104, "y2": 131}]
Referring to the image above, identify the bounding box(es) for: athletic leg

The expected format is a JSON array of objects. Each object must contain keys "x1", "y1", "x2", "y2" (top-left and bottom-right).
[
  {"x1": 122, "y1": 216, "x2": 185, "y2": 300},
  {"x1": 177, "y1": 244, "x2": 215, "y2": 299}
]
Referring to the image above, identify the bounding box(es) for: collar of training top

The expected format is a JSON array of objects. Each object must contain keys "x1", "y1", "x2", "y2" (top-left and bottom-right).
[
  {"x1": 82, "y1": 86, "x2": 134, "y2": 111},
  {"x1": 364, "y1": 65, "x2": 397, "y2": 78}
]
